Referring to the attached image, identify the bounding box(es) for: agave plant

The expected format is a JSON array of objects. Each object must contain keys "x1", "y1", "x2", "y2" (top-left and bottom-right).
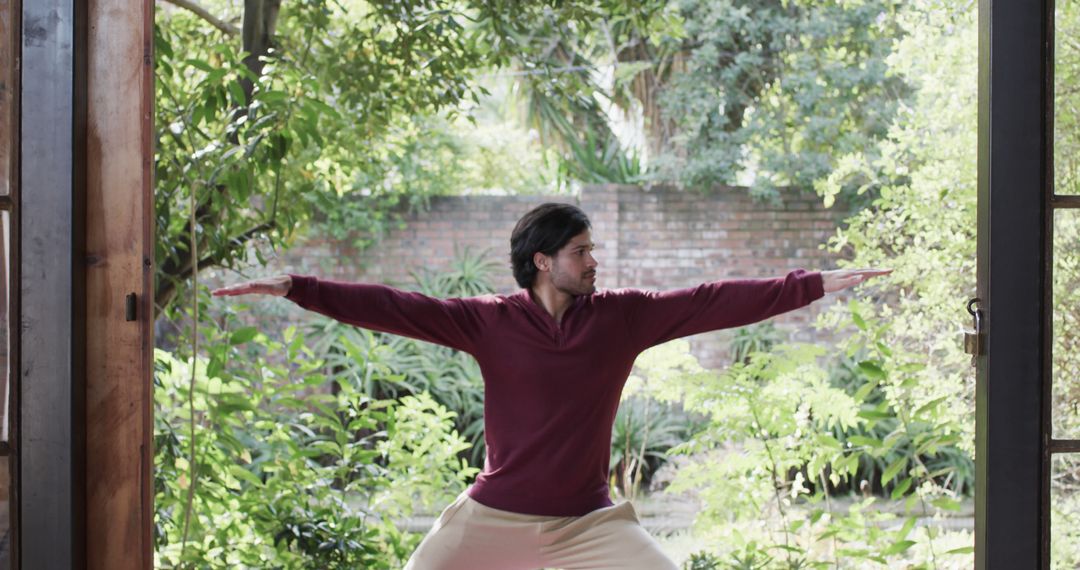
[
  {"x1": 408, "y1": 245, "x2": 499, "y2": 299},
  {"x1": 609, "y1": 396, "x2": 696, "y2": 499},
  {"x1": 729, "y1": 322, "x2": 782, "y2": 365}
]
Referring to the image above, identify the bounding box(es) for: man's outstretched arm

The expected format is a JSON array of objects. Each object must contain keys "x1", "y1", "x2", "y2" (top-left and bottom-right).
[
  {"x1": 617, "y1": 267, "x2": 891, "y2": 350},
  {"x1": 212, "y1": 274, "x2": 487, "y2": 354}
]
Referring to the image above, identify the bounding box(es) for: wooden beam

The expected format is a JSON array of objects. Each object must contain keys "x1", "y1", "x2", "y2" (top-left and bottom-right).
[
  {"x1": 0, "y1": 0, "x2": 18, "y2": 566},
  {"x1": 85, "y1": 0, "x2": 155, "y2": 568},
  {"x1": 0, "y1": 0, "x2": 17, "y2": 200}
]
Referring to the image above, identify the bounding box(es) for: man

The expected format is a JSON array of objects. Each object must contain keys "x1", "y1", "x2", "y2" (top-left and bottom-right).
[{"x1": 213, "y1": 203, "x2": 889, "y2": 570}]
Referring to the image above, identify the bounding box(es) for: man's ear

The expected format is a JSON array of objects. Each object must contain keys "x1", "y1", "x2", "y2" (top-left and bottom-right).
[{"x1": 533, "y1": 251, "x2": 550, "y2": 272}]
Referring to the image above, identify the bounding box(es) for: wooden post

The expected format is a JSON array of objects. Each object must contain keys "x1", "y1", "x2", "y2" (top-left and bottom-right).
[
  {"x1": 0, "y1": 0, "x2": 17, "y2": 565},
  {"x1": 85, "y1": 0, "x2": 155, "y2": 568}
]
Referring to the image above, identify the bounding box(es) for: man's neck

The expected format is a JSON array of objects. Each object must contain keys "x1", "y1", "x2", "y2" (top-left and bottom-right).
[{"x1": 529, "y1": 281, "x2": 575, "y2": 325}]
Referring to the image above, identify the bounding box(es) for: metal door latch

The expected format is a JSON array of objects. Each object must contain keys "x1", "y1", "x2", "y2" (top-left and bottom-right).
[
  {"x1": 964, "y1": 298, "x2": 985, "y2": 366},
  {"x1": 126, "y1": 293, "x2": 137, "y2": 322}
]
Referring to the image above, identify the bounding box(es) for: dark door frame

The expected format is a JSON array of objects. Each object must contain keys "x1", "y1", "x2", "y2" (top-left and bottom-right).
[{"x1": 974, "y1": 0, "x2": 1080, "y2": 567}]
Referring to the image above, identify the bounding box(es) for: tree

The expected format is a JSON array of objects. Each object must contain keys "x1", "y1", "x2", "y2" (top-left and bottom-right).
[
  {"x1": 620, "y1": 1, "x2": 984, "y2": 566},
  {"x1": 155, "y1": 0, "x2": 604, "y2": 314},
  {"x1": 496, "y1": 0, "x2": 907, "y2": 199}
]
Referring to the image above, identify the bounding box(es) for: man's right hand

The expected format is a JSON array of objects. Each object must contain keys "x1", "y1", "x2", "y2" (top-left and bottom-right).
[{"x1": 211, "y1": 275, "x2": 292, "y2": 297}]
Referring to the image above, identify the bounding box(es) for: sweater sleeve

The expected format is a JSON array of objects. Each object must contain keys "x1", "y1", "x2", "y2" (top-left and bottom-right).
[
  {"x1": 617, "y1": 269, "x2": 825, "y2": 350},
  {"x1": 284, "y1": 274, "x2": 486, "y2": 354}
]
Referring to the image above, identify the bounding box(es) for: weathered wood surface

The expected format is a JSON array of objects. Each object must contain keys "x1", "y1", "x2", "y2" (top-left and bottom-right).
[
  {"x1": 85, "y1": 0, "x2": 154, "y2": 568},
  {"x1": 0, "y1": 0, "x2": 16, "y2": 200},
  {"x1": 0, "y1": 2, "x2": 19, "y2": 564}
]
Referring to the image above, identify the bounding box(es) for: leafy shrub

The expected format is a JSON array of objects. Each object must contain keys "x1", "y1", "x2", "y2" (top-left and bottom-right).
[
  {"x1": 683, "y1": 550, "x2": 723, "y2": 570},
  {"x1": 154, "y1": 301, "x2": 477, "y2": 569},
  {"x1": 637, "y1": 331, "x2": 971, "y2": 568},
  {"x1": 609, "y1": 396, "x2": 701, "y2": 498},
  {"x1": 823, "y1": 348, "x2": 974, "y2": 498}
]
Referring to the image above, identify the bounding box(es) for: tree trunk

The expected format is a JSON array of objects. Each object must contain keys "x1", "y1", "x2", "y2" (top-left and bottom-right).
[{"x1": 154, "y1": 0, "x2": 282, "y2": 311}]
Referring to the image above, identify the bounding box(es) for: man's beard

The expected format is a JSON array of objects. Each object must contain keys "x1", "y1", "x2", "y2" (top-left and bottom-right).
[{"x1": 553, "y1": 269, "x2": 596, "y2": 296}]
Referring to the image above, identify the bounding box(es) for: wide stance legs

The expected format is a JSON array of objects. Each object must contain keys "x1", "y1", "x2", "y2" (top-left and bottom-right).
[{"x1": 404, "y1": 491, "x2": 679, "y2": 570}]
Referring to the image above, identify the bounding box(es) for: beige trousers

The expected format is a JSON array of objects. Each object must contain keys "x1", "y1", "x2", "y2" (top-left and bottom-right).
[{"x1": 403, "y1": 492, "x2": 679, "y2": 570}]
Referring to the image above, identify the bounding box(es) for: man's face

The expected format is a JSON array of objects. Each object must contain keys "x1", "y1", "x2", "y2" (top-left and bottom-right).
[{"x1": 546, "y1": 230, "x2": 598, "y2": 296}]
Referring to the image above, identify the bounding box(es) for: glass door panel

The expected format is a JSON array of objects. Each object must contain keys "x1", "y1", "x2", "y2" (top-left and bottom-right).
[
  {"x1": 1053, "y1": 208, "x2": 1080, "y2": 439},
  {"x1": 1051, "y1": 454, "x2": 1080, "y2": 569},
  {"x1": 1056, "y1": 0, "x2": 1080, "y2": 195}
]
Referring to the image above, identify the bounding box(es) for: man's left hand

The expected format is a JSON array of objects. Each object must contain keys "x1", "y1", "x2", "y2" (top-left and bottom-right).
[{"x1": 821, "y1": 268, "x2": 892, "y2": 293}]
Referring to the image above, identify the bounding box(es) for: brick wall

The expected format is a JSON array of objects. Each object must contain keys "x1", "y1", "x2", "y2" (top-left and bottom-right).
[{"x1": 270, "y1": 184, "x2": 848, "y2": 369}]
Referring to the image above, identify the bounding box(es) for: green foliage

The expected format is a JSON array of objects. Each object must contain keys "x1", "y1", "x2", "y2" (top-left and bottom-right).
[
  {"x1": 154, "y1": 296, "x2": 476, "y2": 568},
  {"x1": 682, "y1": 543, "x2": 807, "y2": 570},
  {"x1": 654, "y1": 0, "x2": 906, "y2": 200},
  {"x1": 155, "y1": 0, "x2": 911, "y2": 321},
  {"x1": 152, "y1": 2, "x2": 1037, "y2": 567},
  {"x1": 815, "y1": 0, "x2": 979, "y2": 502},
  {"x1": 639, "y1": 331, "x2": 969, "y2": 567},
  {"x1": 153, "y1": 0, "x2": 584, "y2": 312},
  {"x1": 644, "y1": 1, "x2": 982, "y2": 566},
  {"x1": 490, "y1": 0, "x2": 906, "y2": 199},
  {"x1": 1052, "y1": 1, "x2": 1080, "y2": 566},
  {"x1": 730, "y1": 323, "x2": 782, "y2": 364},
  {"x1": 683, "y1": 550, "x2": 724, "y2": 570},
  {"x1": 301, "y1": 116, "x2": 480, "y2": 253},
  {"x1": 470, "y1": 0, "x2": 668, "y2": 185},
  {"x1": 825, "y1": 348, "x2": 974, "y2": 498},
  {"x1": 609, "y1": 396, "x2": 701, "y2": 499},
  {"x1": 1057, "y1": 0, "x2": 1080, "y2": 196}
]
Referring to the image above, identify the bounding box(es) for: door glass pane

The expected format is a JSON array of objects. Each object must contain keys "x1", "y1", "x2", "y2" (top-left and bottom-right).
[
  {"x1": 1056, "y1": 0, "x2": 1080, "y2": 195},
  {"x1": 1052, "y1": 454, "x2": 1080, "y2": 569},
  {"x1": 1054, "y1": 209, "x2": 1080, "y2": 438}
]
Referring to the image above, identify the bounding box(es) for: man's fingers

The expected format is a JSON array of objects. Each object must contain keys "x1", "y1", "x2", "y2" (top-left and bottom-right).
[
  {"x1": 821, "y1": 267, "x2": 892, "y2": 293},
  {"x1": 842, "y1": 268, "x2": 891, "y2": 289},
  {"x1": 841, "y1": 269, "x2": 891, "y2": 284},
  {"x1": 212, "y1": 283, "x2": 258, "y2": 296},
  {"x1": 212, "y1": 277, "x2": 289, "y2": 297}
]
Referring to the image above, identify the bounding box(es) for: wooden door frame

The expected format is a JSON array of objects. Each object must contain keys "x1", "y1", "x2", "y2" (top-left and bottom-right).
[
  {"x1": 18, "y1": 0, "x2": 154, "y2": 568},
  {"x1": 83, "y1": 0, "x2": 156, "y2": 568}
]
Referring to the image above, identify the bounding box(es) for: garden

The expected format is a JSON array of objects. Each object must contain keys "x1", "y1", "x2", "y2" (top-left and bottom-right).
[{"x1": 151, "y1": 0, "x2": 1080, "y2": 568}]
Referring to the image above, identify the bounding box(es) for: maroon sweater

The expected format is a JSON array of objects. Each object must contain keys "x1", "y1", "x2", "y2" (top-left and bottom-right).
[{"x1": 286, "y1": 269, "x2": 824, "y2": 516}]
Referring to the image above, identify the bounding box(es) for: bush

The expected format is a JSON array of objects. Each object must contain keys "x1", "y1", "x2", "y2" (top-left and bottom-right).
[
  {"x1": 154, "y1": 301, "x2": 477, "y2": 569},
  {"x1": 637, "y1": 332, "x2": 971, "y2": 568},
  {"x1": 609, "y1": 395, "x2": 701, "y2": 498}
]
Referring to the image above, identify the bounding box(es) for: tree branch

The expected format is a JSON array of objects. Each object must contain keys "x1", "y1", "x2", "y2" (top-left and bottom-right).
[
  {"x1": 160, "y1": 0, "x2": 240, "y2": 37},
  {"x1": 156, "y1": 220, "x2": 276, "y2": 311}
]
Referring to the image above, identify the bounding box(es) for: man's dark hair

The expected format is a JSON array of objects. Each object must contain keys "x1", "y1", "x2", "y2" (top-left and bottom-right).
[{"x1": 510, "y1": 203, "x2": 592, "y2": 288}]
